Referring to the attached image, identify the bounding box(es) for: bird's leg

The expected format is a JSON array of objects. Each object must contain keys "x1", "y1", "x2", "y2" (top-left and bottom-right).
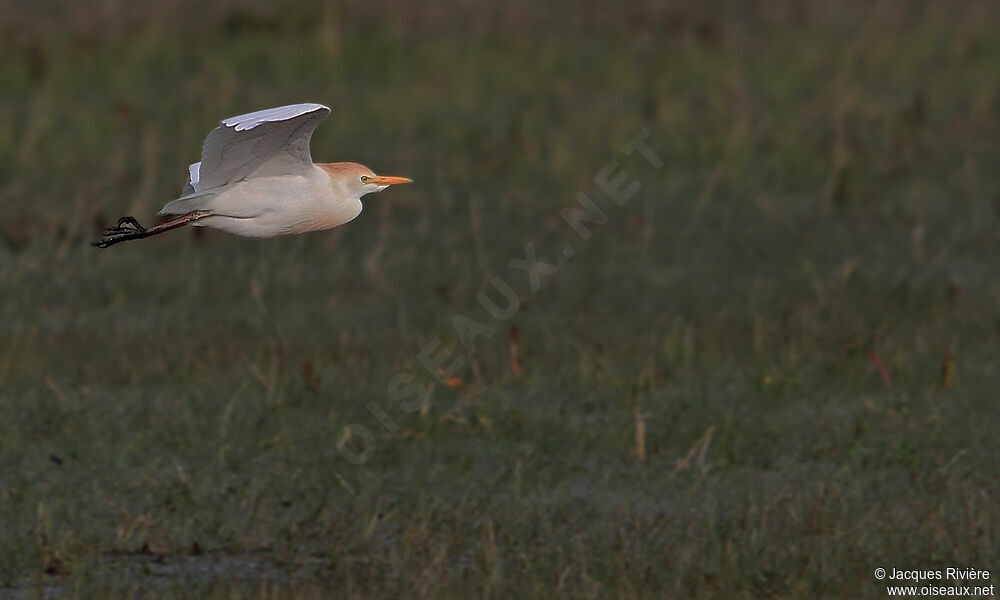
[{"x1": 93, "y1": 211, "x2": 212, "y2": 248}]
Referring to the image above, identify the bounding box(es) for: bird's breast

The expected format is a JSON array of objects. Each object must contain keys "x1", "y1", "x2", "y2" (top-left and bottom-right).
[
  {"x1": 198, "y1": 171, "x2": 363, "y2": 238},
  {"x1": 280, "y1": 173, "x2": 363, "y2": 235}
]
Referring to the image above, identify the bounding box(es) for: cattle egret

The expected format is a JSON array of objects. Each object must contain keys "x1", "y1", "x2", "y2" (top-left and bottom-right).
[{"x1": 94, "y1": 103, "x2": 411, "y2": 248}]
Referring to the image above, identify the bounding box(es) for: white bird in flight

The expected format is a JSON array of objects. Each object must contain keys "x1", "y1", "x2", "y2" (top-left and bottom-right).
[{"x1": 94, "y1": 103, "x2": 411, "y2": 248}]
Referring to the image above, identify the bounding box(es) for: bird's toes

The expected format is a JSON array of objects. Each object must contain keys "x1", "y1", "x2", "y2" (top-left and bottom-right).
[
  {"x1": 103, "y1": 228, "x2": 135, "y2": 237},
  {"x1": 112, "y1": 217, "x2": 146, "y2": 233},
  {"x1": 93, "y1": 229, "x2": 130, "y2": 248}
]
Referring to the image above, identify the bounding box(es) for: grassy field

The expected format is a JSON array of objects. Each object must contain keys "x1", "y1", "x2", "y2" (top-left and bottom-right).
[{"x1": 2, "y1": 1, "x2": 999, "y2": 597}]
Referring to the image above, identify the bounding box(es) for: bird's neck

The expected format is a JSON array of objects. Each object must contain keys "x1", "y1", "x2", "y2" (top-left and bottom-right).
[{"x1": 288, "y1": 164, "x2": 363, "y2": 234}]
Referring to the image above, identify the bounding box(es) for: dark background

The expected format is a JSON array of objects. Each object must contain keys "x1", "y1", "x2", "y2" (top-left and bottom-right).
[{"x1": 2, "y1": 1, "x2": 998, "y2": 597}]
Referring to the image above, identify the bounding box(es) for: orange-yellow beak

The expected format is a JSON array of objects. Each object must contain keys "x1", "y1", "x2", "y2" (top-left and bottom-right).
[{"x1": 371, "y1": 175, "x2": 413, "y2": 185}]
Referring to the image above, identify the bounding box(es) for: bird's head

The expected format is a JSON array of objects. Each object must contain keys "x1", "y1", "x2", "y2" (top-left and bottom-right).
[{"x1": 319, "y1": 162, "x2": 412, "y2": 199}]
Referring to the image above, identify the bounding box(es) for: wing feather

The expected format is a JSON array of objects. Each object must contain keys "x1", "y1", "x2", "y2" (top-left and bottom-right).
[
  {"x1": 182, "y1": 161, "x2": 201, "y2": 195},
  {"x1": 195, "y1": 103, "x2": 330, "y2": 191}
]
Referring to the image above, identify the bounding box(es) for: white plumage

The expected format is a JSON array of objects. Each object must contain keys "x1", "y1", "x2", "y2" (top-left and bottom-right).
[
  {"x1": 182, "y1": 162, "x2": 201, "y2": 195},
  {"x1": 180, "y1": 104, "x2": 329, "y2": 195},
  {"x1": 95, "y1": 102, "x2": 411, "y2": 248}
]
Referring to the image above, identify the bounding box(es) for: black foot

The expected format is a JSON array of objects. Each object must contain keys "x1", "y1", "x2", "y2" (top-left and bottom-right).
[
  {"x1": 92, "y1": 216, "x2": 147, "y2": 248},
  {"x1": 92, "y1": 235, "x2": 127, "y2": 249},
  {"x1": 103, "y1": 216, "x2": 147, "y2": 235}
]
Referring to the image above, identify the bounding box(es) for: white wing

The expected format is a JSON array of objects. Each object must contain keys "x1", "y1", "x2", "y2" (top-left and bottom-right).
[
  {"x1": 182, "y1": 162, "x2": 201, "y2": 194},
  {"x1": 190, "y1": 103, "x2": 330, "y2": 192}
]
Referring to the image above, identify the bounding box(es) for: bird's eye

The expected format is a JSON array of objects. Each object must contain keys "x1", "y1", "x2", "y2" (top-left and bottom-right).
[{"x1": 360, "y1": 175, "x2": 370, "y2": 183}]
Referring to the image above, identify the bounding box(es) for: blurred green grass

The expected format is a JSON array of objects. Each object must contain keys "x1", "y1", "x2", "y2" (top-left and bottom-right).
[{"x1": 1, "y1": 1, "x2": 999, "y2": 597}]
